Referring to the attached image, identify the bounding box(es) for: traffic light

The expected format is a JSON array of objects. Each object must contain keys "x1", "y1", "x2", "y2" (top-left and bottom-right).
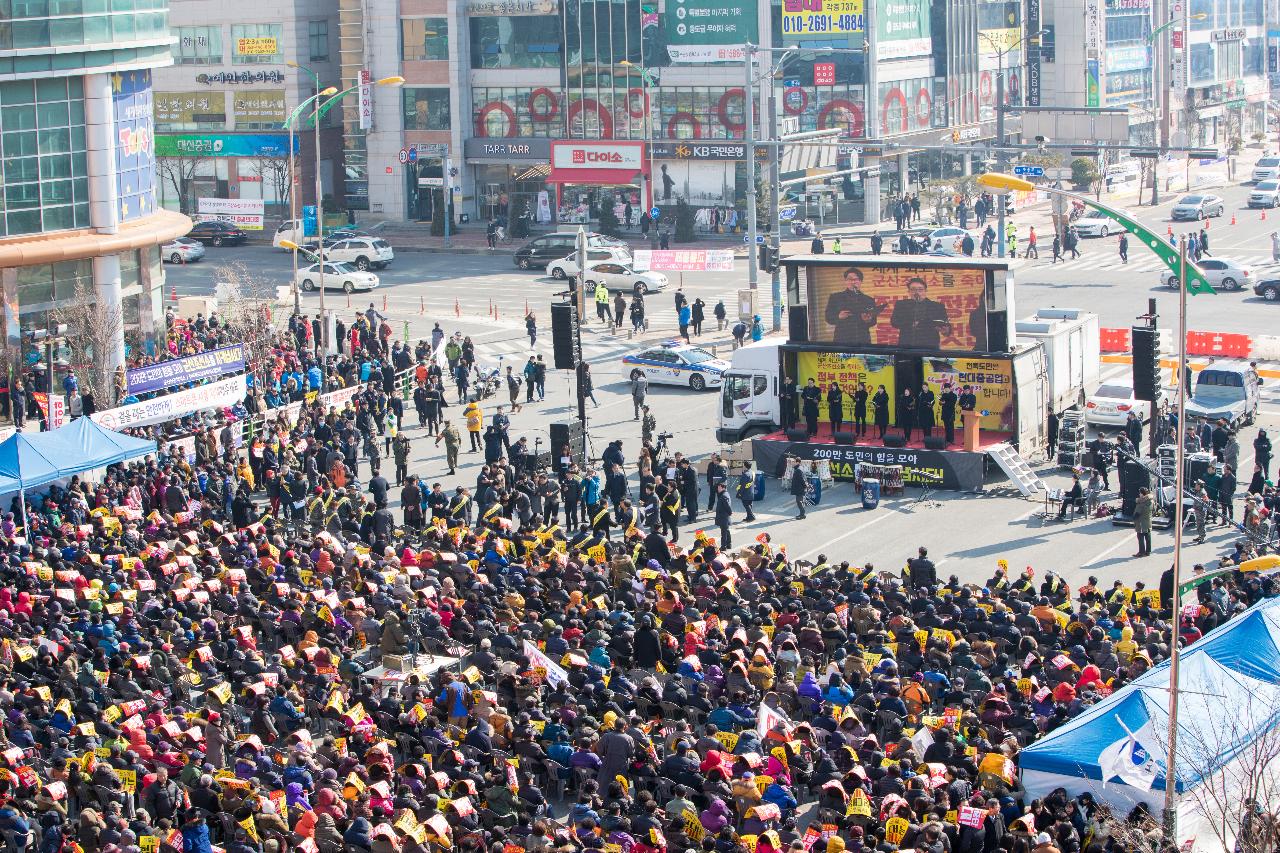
[
  {"x1": 757, "y1": 244, "x2": 780, "y2": 272},
  {"x1": 1132, "y1": 326, "x2": 1161, "y2": 402}
]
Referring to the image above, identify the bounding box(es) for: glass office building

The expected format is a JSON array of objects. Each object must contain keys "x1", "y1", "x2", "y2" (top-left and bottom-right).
[{"x1": 0, "y1": 0, "x2": 189, "y2": 384}]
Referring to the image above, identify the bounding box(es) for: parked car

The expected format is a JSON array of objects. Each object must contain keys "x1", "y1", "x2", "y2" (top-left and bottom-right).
[
  {"x1": 319, "y1": 237, "x2": 394, "y2": 270},
  {"x1": 1251, "y1": 276, "x2": 1280, "y2": 301},
  {"x1": 1073, "y1": 210, "x2": 1124, "y2": 238},
  {"x1": 621, "y1": 342, "x2": 729, "y2": 391},
  {"x1": 294, "y1": 262, "x2": 379, "y2": 294},
  {"x1": 187, "y1": 220, "x2": 247, "y2": 246},
  {"x1": 582, "y1": 261, "x2": 667, "y2": 295},
  {"x1": 161, "y1": 237, "x2": 205, "y2": 264},
  {"x1": 1161, "y1": 257, "x2": 1251, "y2": 291},
  {"x1": 513, "y1": 232, "x2": 626, "y2": 270},
  {"x1": 923, "y1": 227, "x2": 970, "y2": 254},
  {"x1": 1084, "y1": 380, "x2": 1151, "y2": 426},
  {"x1": 273, "y1": 219, "x2": 304, "y2": 248},
  {"x1": 1253, "y1": 156, "x2": 1280, "y2": 183},
  {"x1": 1249, "y1": 180, "x2": 1280, "y2": 209},
  {"x1": 1170, "y1": 194, "x2": 1225, "y2": 221},
  {"x1": 546, "y1": 247, "x2": 634, "y2": 280},
  {"x1": 1184, "y1": 364, "x2": 1259, "y2": 428}
]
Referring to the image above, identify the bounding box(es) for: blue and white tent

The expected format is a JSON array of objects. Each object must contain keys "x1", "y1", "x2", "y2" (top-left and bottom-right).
[{"x1": 1020, "y1": 595, "x2": 1280, "y2": 852}]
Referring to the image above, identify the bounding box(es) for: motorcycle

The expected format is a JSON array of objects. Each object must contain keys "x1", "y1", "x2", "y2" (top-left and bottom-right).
[{"x1": 1068, "y1": 200, "x2": 1086, "y2": 222}]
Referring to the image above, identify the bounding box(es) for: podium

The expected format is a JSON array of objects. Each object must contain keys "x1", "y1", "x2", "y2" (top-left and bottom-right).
[{"x1": 962, "y1": 409, "x2": 981, "y2": 451}]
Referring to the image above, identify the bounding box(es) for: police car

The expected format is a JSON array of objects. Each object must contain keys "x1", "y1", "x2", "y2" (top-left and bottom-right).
[{"x1": 621, "y1": 342, "x2": 729, "y2": 391}]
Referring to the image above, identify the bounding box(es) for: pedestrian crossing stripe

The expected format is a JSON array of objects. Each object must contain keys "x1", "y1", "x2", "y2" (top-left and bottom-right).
[{"x1": 1010, "y1": 251, "x2": 1280, "y2": 276}]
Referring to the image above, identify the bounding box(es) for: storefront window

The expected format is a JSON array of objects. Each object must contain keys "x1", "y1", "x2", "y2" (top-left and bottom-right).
[
  {"x1": 402, "y1": 18, "x2": 448, "y2": 61},
  {"x1": 402, "y1": 88, "x2": 451, "y2": 131},
  {"x1": 474, "y1": 163, "x2": 550, "y2": 227},
  {"x1": 469, "y1": 16, "x2": 562, "y2": 68}
]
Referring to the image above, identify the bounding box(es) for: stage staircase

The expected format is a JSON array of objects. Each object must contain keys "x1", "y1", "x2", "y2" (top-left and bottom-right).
[{"x1": 987, "y1": 442, "x2": 1047, "y2": 497}]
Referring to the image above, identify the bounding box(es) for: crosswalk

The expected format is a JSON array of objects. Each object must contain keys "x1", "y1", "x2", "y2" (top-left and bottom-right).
[{"x1": 1009, "y1": 250, "x2": 1280, "y2": 278}]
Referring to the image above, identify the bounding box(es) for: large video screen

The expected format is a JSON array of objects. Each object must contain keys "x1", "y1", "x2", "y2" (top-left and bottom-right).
[{"x1": 808, "y1": 263, "x2": 989, "y2": 352}]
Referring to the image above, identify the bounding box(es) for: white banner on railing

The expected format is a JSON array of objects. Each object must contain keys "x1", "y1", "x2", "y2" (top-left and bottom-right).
[{"x1": 91, "y1": 375, "x2": 247, "y2": 431}]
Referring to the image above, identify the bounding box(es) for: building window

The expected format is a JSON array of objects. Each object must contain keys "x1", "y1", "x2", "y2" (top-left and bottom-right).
[
  {"x1": 1190, "y1": 42, "x2": 1215, "y2": 83},
  {"x1": 0, "y1": 78, "x2": 90, "y2": 238},
  {"x1": 173, "y1": 25, "x2": 221, "y2": 63},
  {"x1": 1244, "y1": 41, "x2": 1264, "y2": 75},
  {"x1": 1219, "y1": 41, "x2": 1241, "y2": 79},
  {"x1": 402, "y1": 88, "x2": 451, "y2": 130},
  {"x1": 308, "y1": 20, "x2": 328, "y2": 62},
  {"x1": 401, "y1": 18, "x2": 448, "y2": 61},
  {"x1": 231, "y1": 23, "x2": 282, "y2": 64},
  {"x1": 469, "y1": 16, "x2": 562, "y2": 68}
]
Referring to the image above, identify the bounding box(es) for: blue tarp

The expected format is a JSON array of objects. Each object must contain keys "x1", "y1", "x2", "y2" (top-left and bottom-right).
[
  {"x1": 0, "y1": 419, "x2": 156, "y2": 495},
  {"x1": 1021, "y1": 596, "x2": 1280, "y2": 796}
]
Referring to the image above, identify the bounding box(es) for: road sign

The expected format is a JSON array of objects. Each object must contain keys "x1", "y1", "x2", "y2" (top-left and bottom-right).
[
  {"x1": 1045, "y1": 167, "x2": 1073, "y2": 180},
  {"x1": 398, "y1": 149, "x2": 409, "y2": 164},
  {"x1": 783, "y1": 79, "x2": 801, "y2": 88},
  {"x1": 1013, "y1": 165, "x2": 1045, "y2": 177},
  {"x1": 650, "y1": 207, "x2": 661, "y2": 218},
  {"x1": 744, "y1": 236, "x2": 752, "y2": 244},
  {"x1": 779, "y1": 205, "x2": 798, "y2": 221},
  {"x1": 755, "y1": 235, "x2": 766, "y2": 244},
  {"x1": 407, "y1": 148, "x2": 418, "y2": 163}
]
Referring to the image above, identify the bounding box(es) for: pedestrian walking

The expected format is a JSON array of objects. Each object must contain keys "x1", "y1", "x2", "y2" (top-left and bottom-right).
[
  {"x1": 1199, "y1": 227, "x2": 1210, "y2": 257},
  {"x1": 714, "y1": 299, "x2": 727, "y2": 331},
  {"x1": 580, "y1": 362, "x2": 599, "y2": 407},
  {"x1": 463, "y1": 401, "x2": 483, "y2": 452},
  {"x1": 714, "y1": 482, "x2": 733, "y2": 548},
  {"x1": 435, "y1": 420, "x2": 460, "y2": 474},
  {"x1": 1051, "y1": 233, "x2": 1062, "y2": 264},
  {"x1": 736, "y1": 466, "x2": 757, "y2": 521},
  {"x1": 525, "y1": 311, "x2": 537, "y2": 348},
  {"x1": 678, "y1": 302, "x2": 692, "y2": 343},
  {"x1": 691, "y1": 298, "x2": 705, "y2": 336},
  {"x1": 659, "y1": 221, "x2": 671, "y2": 249},
  {"x1": 505, "y1": 366, "x2": 523, "y2": 413},
  {"x1": 1026, "y1": 226, "x2": 1038, "y2": 258},
  {"x1": 613, "y1": 291, "x2": 626, "y2": 329},
  {"x1": 1118, "y1": 232, "x2": 1129, "y2": 264},
  {"x1": 790, "y1": 459, "x2": 809, "y2": 520},
  {"x1": 486, "y1": 220, "x2": 498, "y2": 249},
  {"x1": 630, "y1": 371, "x2": 648, "y2": 419},
  {"x1": 870, "y1": 230, "x2": 883, "y2": 255},
  {"x1": 1133, "y1": 486, "x2": 1153, "y2": 556}
]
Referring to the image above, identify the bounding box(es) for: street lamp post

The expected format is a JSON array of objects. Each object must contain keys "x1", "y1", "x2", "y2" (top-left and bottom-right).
[
  {"x1": 305, "y1": 76, "x2": 404, "y2": 352},
  {"x1": 980, "y1": 171, "x2": 1213, "y2": 849},
  {"x1": 284, "y1": 62, "x2": 334, "y2": 318},
  {"x1": 980, "y1": 29, "x2": 1044, "y2": 259},
  {"x1": 1148, "y1": 14, "x2": 1206, "y2": 206}
]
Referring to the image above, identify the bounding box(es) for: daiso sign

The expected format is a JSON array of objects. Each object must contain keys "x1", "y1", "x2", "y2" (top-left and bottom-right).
[{"x1": 553, "y1": 141, "x2": 644, "y2": 171}]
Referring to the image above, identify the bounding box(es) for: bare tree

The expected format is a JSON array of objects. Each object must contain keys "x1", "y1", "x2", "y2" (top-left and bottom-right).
[
  {"x1": 157, "y1": 156, "x2": 209, "y2": 215},
  {"x1": 50, "y1": 279, "x2": 124, "y2": 407},
  {"x1": 247, "y1": 155, "x2": 291, "y2": 213},
  {"x1": 1177, "y1": 688, "x2": 1280, "y2": 853},
  {"x1": 211, "y1": 262, "x2": 280, "y2": 393}
]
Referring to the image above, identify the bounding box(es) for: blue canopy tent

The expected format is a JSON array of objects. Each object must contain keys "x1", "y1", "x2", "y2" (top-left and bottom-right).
[
  {"x1": 1020, "y1": 596, "x2": 1280, "y2": 852},
  {"x1": 0, "y1": 421, "x2": 156, "y2": 532}
]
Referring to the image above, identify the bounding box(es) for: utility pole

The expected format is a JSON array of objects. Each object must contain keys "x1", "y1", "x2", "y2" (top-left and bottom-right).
[
  {"x1": 995, "y1": 50, "x2": 1007, "y2": 258},
  {"x1": 745, "y1": 43, "x2": 759, "y2": 293},
  {"x1": 1154, "y1": 0, "x2": 1169, "y2": 205}
]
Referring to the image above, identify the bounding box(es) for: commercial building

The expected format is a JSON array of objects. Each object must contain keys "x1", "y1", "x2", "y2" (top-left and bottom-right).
[
  {"x1": 353, "y1": 0, "x2": 1018, "y2": 228},
  {"x1": 154, "y1": 0, "x2": 341, "y2": 217},
  {"x1": 0, "y1": 0, "x2": 189, "y2": 375}
]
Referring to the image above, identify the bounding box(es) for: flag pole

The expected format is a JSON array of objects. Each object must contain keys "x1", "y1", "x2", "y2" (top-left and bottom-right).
[{"x1": 1162, "y1": 233, "x2": 1188, "y2": 844}]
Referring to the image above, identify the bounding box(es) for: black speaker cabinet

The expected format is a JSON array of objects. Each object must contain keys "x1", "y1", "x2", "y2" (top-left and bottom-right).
[
  {"x1": 785, "y1": 428, "x2": 809, "y2": 443},
  {"x1": 833, "y1": 431, "x2": 855, "y2": 445},
  {"x1": 788, "y1": 305, "x2": 809, "y2": 343},
  {"x1": 923, "y1": 435, "x2": 946, "y2": 450},
  {"x1": 884, "y1": 433, "x2": 906, "y2": 448}
]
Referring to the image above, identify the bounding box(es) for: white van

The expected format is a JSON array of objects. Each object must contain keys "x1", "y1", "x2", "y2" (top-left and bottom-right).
[
  {"x1": 273, "y1": 219, "x2": 304, "y2": 249},
  {"x1": 1253, "y1": 156, "x2": 1280, "y2": 183}
]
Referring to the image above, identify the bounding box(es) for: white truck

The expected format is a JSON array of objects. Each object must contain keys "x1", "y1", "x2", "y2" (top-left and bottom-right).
[{"x1": 716, "y1": 310, "x2": 1102, "y2": 455}]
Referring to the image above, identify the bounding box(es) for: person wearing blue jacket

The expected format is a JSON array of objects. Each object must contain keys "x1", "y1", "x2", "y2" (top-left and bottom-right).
[{"x1": 181, "y1": 813, "x2": 213, "y2": 853}]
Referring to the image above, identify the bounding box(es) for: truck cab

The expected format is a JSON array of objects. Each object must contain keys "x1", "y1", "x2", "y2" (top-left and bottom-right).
[{"x1": 716, "y1": 341, "x2": 781, "y2": 443}]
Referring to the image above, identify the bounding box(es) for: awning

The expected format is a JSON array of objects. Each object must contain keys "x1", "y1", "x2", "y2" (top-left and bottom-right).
[
  {"x1": 546, "y1": 167, "x2": 643, "y2": 186},
  {"x1": 515, "y1": 163, "x2": 552, "y2": 181}
]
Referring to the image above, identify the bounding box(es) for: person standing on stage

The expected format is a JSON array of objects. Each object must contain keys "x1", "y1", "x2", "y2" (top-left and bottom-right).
[
  {"x1": 853, "y1": 382, "x2": 869, "y2": 438},
  {"x1": 917, "y1": 384, "x2": 936, "y2": 439},
  {"x1": 939, "y1": 382, "x2": 958, "y2": 445},
  {"x1": 872, "y1": 385, "x2": 890, "y2": 440},
  {"x1": 801, "y1": 379, "x2": 822, "y2": 437},
  {"x1": 827, "y1": 382, "x2": 845, "y2": 435},
  {"x1": 898, "y1": 386, "x2": 917, "y2": 443}
]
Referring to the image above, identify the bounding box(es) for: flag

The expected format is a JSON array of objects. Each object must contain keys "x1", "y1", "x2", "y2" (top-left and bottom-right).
[
  {"x1": 756, "y1": 702, "x2": 794, "y2": 738},
  {"x1": 1098, "y1": 720, "x2": 1159, "y2": 791}
]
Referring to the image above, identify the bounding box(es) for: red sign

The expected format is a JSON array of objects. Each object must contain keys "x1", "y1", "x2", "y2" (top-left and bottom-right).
[
  {"x1": 1172, "y1": 30, "x2": 1183, "y2": 48},
  {"x1": 814, "y1": 63, "x2": 836, "y2": 86}
]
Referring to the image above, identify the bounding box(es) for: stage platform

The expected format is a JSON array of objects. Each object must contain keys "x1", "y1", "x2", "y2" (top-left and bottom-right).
[{"x1": 752, "y1": 424, "x2": 1008, "y2": 492}]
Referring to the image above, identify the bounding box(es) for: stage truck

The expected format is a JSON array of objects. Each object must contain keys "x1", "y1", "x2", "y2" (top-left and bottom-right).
[{"x1": 716, "y1": 255, "x2": 1100, "y2": 492}]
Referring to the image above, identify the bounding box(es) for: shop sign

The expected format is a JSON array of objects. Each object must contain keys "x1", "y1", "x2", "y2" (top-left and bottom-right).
[
  {"x1": 155, "y1": 92, "x2": 226, "y2": 124},
  {"x1": 196, "y1": 70, "x2": 286, "y2": 86},
  {"x1": 813, "y1": 62, "x2": 836, "y2": 85},
  {"x1": 235, "y1": 37, "x2": 278, "y2": 55},
  {"x1": 650, "y1": 141, "x2": 747, "y2": 160},
  {"x1": 232, "y1": 90, "x2": 285, "y2": 124},
  {"x1": 552, "y1": 141, "x2": 644, "y2": 170},
  {"x1": 782, "y1": 0, "x2": 865, "y2": 37},
  {"x1": 468, "y1": 0, "x2": 557, "y2": 14},
  {"x1": 464, "y1": 138, "x2": 550, "y2": 160},
  {"x1": 1212, "y1": 28, "x2": 1246, "y2": 41},
  {"x1": 875, "y1": 0, "x2": 931, "y2": 60},
  {"x1": 155, "y1": 133, "x2": 296, "y2": 158},
  {"x1": 359, "y1": 70, "x2": 372, "y2": 131},
  {"x1": 665, "y1": 0, "x2": 757, "y2": 64}
]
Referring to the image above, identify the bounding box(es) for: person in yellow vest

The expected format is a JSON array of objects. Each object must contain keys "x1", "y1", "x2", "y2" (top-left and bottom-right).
[{"x1": 463, "y1": 401, "x2": 483, "y2": 452}]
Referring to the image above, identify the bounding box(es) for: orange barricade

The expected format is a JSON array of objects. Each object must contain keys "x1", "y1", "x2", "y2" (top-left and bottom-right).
[
  {"x1": 1099, "y1": 327, "x2": 1131, "y2": 352},
  {"x1": 1184, "y1": 331, "x2": 1212, "y2": 356},
  {"x1": 1222, "y1": 333, "x2": 1252, "y2": 358}
]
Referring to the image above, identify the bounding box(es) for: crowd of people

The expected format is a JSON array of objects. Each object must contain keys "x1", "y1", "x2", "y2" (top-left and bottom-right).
[{"x1": 0, "y1": 313, "x2": 1271, "y2": 853}]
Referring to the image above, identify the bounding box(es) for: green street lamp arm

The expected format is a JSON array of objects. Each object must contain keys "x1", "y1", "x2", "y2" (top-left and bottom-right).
[
  {"x1": 978, "y1": 173, "x2": 1215, "y2": 294},
  {"x1": 283, "y1": 91, "x2": 328, "y2": 131},
  {"x1": 310, "y1": 83, "x2": 362, "y2": 124}
]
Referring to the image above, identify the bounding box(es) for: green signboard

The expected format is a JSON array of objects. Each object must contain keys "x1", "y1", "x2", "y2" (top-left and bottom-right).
[
  {"x1": 664, "y1": 0, "x2": 757, "y2": 63},
  {"x1": 154, "y1": 133, "x2": 297, "y2": 158},
  {"x1": 875, "y1": 0, "x2": 931, "y2": 60}
]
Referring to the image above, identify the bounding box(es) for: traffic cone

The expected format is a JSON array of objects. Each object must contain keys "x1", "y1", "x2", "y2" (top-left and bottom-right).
[
  {"x1": 1264, "y1": 209, "x2": 1268, "y2": 221},
  {"x1": 1231, "y1": 213, "x2": 1237, "y2": 226},
  {"x1": 169, "y1": 285, "x2": 177, "y2": 303},
  {"x1": 420, "y1": 296, "x2": 426, "y2": 315},
  {"x1": 1167, "y1": 224, "x2": 1173, "y2": 237},
  {"x1": 493, "y1": 305, "x2": 498, "y2": 321},
  {"x1": 1204, "y1": 218, "x2": 1210, "y2": 230},
  {"x1": 489, "y1": 298, "x2": 494, "y2": 317},
  {"x1": 382, "y1": 294, "x2": 388, "y2": 312}
]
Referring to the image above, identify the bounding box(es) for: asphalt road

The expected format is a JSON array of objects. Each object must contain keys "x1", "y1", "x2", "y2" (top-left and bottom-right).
[{"x1": 161, "y1": 168, "x2": 1280, "y2": 594}]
